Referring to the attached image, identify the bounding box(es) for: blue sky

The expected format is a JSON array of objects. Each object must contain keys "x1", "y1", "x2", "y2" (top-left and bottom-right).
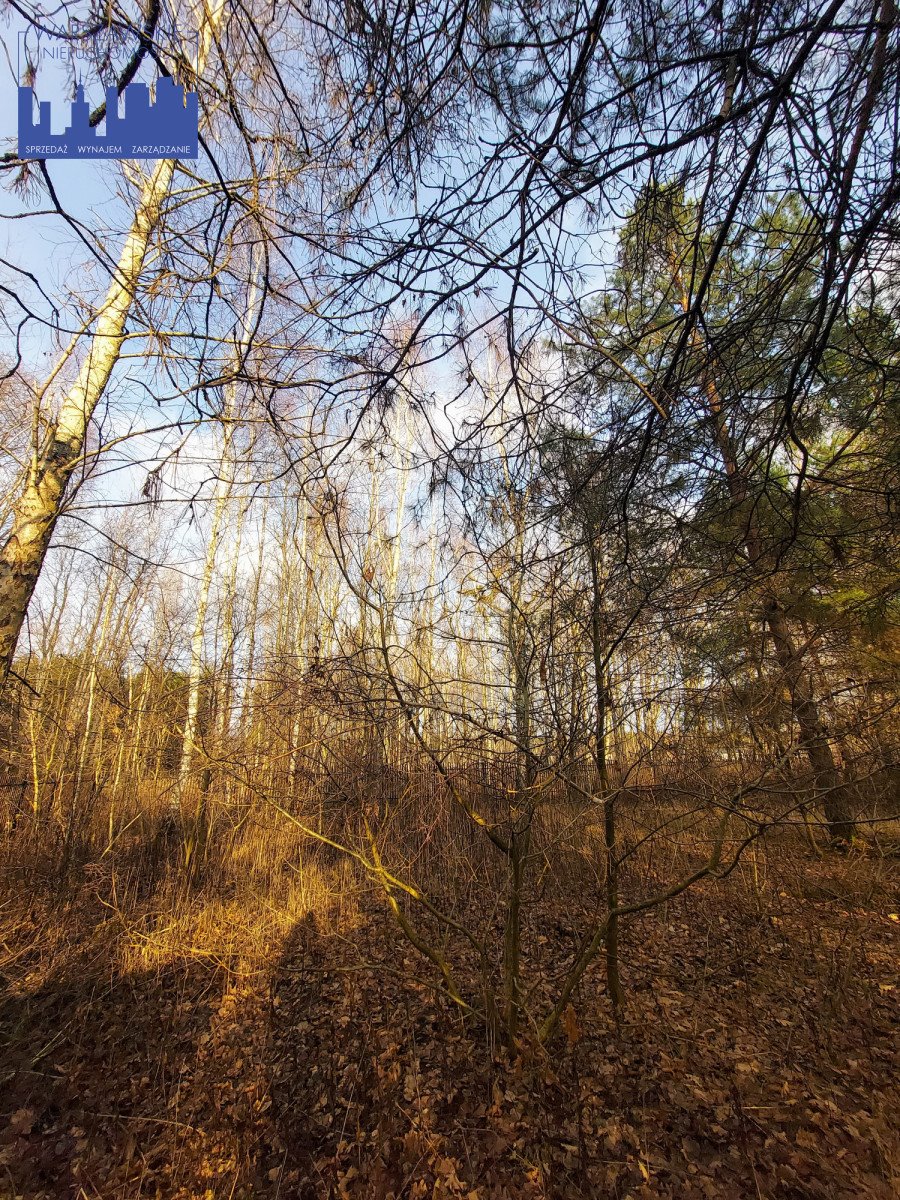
[{"x1": 1, "y1": 10, "x2": 164, "y2": 365}]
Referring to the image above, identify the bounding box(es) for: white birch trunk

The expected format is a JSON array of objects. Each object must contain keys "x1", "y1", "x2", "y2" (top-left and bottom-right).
[
  {"x1": 176, "y1": 424, "x2": 235, "y2": 797},
  {"x1": 0, "y1": 0, "x2": 227, "y2": 687}
]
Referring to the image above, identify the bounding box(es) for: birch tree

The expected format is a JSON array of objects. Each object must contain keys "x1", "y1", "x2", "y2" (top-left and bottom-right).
[{"x1": 0, "y1": 0, "x2": 228, "y2": 687}]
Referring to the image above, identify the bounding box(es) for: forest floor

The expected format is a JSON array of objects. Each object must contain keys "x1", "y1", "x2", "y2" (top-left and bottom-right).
[{"x1": 0, "y1": 830, "x2": 897, "y2": 1200}]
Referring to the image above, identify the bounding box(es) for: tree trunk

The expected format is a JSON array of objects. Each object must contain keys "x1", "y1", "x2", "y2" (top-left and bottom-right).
[
  {"x1": 0, "y1": 156, "x2": 175, "y2": 687},
  {"x1": 0, "y1": 0, "x2": 226, "y2": 688},
  {"x1": 177, "y1": 243, "x2": 262, "y2": 820},
  {"x1": 588, "y1": 541, "x2": 623, "y2": 1010},
  {"x1": 765, "y1": 601, "x2": 855, "y2": 841},
  {"x1": 177, "y1": 427, "x2": 233, "y2": 809},
  {"x1": 673, "y1": 264, "x2": 856, "y2": 842}
]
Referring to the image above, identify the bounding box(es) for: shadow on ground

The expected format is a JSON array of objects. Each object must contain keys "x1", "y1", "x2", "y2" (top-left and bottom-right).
[{"x1": 1, "y1": 850, "x2": 898, "y2": 1199}]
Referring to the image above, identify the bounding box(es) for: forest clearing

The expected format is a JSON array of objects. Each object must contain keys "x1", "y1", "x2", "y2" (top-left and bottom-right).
[{"x1": 0, "y1": 0, "x2": 898, "y2": 1196}]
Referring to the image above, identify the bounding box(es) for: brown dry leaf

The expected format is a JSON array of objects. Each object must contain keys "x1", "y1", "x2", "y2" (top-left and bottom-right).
[
  {"x1": 561, "y1": 1003, "x2": 581, "y2": 1047},
  {"x1": 436, "y1": 1155, "x2": 463, "y2": 1187},
  {"x1": 9, "y1": 1108, "x2": 35, "y2": 1136}
]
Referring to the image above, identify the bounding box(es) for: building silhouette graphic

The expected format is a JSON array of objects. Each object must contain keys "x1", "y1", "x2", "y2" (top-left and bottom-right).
[{"x1": 18, "y1": 78, "x2": 198, "y2": 159}]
